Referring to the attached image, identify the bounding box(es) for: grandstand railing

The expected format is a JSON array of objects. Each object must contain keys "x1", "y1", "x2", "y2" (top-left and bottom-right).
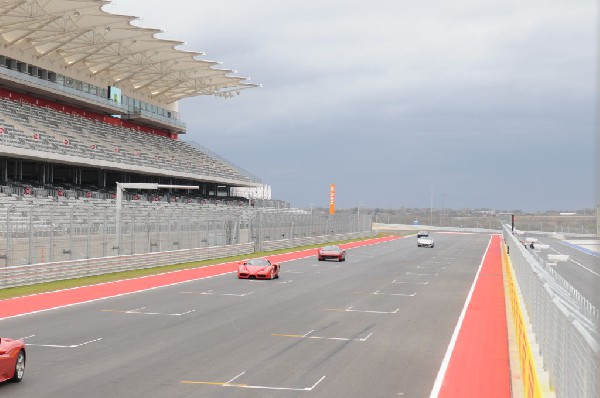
[
  {"x1": 186, "y1": 141, "x2": 263, "y2": 183},
  {"x1": 503, "y1": 225, "x2": 599, "y2": 398},
  {"x1": 0, "y1": 65, "x2": 127, "y2": 114},
  {"x1": 123, "y1": 108, "x2": 186, "y2": 130}
]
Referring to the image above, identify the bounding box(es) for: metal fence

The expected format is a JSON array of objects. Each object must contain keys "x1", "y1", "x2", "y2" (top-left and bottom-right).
[
  {"x1": 0, "y1": 203, "x2": 372, "y2": 267},
  {"x1": 503, "y1": 225, "x2": 599, "y2": 398}
]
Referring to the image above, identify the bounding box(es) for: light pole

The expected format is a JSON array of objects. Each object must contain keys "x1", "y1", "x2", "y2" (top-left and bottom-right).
[{"x1": 430, "y1": 184, "x2": 433, "y2": 226}]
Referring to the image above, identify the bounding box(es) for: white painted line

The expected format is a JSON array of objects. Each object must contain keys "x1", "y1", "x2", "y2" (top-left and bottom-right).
[
  {"x1": 181, "y1": 291, "x2": 254, "y2": 297},
  {"x1": 102, "y1": 308, "x2": 195, "y2": 316},
  {"x1": 372, "y1": 290, "x2": 416, "y2": 297},
  {"x1": 569, "y1": 258, "x2": 600, "y2": 277},
  {"x1": 224, "y1": 371, "x2": 246, "y2": 385},
  {"x1": 323, "y1": 305, "x2": 399, "y2": 314},
  {"x1": 276, "y1": 280, "x2": 293, "y2": 284},
  {"x1": 273, "y1": 331, "x2": 373, "y2": 342},
  {"x1": 303, "y1": 330, "x2": 315, "y2": 337},
  {"x1": 219, "y1": 375, "x2": 326, "y2": 391},
  {"x1": 417, "y1": 265, "x2": 445, "y2": 270},
  {"x1": 18, "y1": 334, "x2": 36, "y2": 341},
  {"x1": 549, "y1": 247, "x2": 600, "y2": 277},
  {"x1": 361, "y1": 332, "x2": 373, "y2": 341},
  {"x1": 392, "y1": 280, "x2": 429, "y2": 285},
  {"x1": 285, "y1": 271, "x2": 305, "y2": 274},
  {"x1": 429, "y1": 235, "x2": 492, "y2": 398},
  {"x1": 25, "y1": 337, "x2": 103, "y2": 349},
  {"x1": 406, "y1": 272, "x2": 438, "y2": 276}
]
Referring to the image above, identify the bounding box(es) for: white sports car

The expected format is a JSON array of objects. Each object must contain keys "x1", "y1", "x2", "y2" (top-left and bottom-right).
[{"x1": 417, "y1": 232, "x2": 434, "y2": 248}]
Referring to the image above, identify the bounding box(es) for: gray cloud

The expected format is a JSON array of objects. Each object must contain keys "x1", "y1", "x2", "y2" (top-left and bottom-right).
[{"x1": 107, "y1": 0, "x2": 596, "y2": 211}]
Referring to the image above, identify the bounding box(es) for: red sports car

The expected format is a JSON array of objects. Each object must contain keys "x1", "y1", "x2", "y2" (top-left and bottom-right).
[
  {"x1": 0, "y1": 337, "x2": 25, "y2": 383},
  {"x1": 238, "y1": 258, "x2": 280, "y2": 279},
  {"x1": 318, "y1": 245, "x2": 346, "y2": 262}
]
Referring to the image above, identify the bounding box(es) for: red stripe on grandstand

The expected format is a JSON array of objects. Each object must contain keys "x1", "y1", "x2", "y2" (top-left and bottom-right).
[
  {"x1": 0, "y1": 235, "x2": 399, "y2": 320},
  {"x1": 438, "y1": 235, "x2": 510, "y2": 398}
]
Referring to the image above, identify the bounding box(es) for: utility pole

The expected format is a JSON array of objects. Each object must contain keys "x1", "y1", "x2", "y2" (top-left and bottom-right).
[{"x1": 430, "y1": 184, "x2": 433, "y2": 226}]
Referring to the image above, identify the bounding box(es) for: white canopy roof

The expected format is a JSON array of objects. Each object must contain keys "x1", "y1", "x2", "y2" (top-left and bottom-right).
[{"x1": 0, "y1": 0, "x2": 257, "y2": 103}]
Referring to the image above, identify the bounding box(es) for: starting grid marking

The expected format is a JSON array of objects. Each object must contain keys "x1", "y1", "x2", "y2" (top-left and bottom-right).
[
  {"x1": 101, "y1": 307, "x2": 195, "y2": 316},
  {"x1": 416, "y1": 265, "x2": 445, "y2": 269},
  {"x1": 392, "y1": 280, "x2": 429, "y2": 285},
  {"x1": 406, "y1": 271, "x2": 438, "y2": 276},
  {"x1": 181, "y1": 372, "x2": 326, "y2": 392},
  {"x1": 371, "y1": 290, "x2": 416, "y2": 297},
  {"x1": 180, "y1": 290, "x2": 254, "y2": 297},
  {"x1": 322, "y1": 305, "x2": 399, "y2": 314},
  {"x1": 272, "y1": 329, "x2": 373, "y2": 342},
  {"x1": 20, "y1": 334, "x2": 102, "y2": 348}
]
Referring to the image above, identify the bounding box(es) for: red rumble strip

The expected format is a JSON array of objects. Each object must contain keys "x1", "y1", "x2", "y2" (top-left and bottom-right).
[
  {"x1": 435, "y1": 234, "x2": 510, "y2": 398},
  {"x1": 0, "y1": 235, "x2": 400, "y2": 320}
]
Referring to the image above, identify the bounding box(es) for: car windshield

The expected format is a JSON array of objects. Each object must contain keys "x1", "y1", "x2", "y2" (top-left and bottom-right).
[
  {"x1": 322, "y1": 246, "x2": 340, "y2": 251},
  {"x1": 246, "y1": 259, "x2": 270, "y2": 267},
  {"x1": 417, "y1": 232, "x2": 429, "y2": 237}
]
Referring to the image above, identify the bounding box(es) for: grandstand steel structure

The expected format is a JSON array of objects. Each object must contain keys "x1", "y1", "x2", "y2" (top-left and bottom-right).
[{"x1": 0, "y1": 0, "x2": 262, "y2": 201}]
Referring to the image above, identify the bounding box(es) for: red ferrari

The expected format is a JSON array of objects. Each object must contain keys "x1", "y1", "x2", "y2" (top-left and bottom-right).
[
  {"x1": 238, "y1": 258, "x2": 280, "y2": 279},
  {"x1": 317, "y1": 245, "x2": 346, "y2": 262},
  {"x1": 0, "y1": 337, "x2": 25, "y2": 383}
]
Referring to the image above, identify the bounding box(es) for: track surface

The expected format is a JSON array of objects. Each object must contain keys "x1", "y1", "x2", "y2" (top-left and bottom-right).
[
  {"x1": 521, "y1": 234, "x2": 600, "y2": 308},
  {"x1": 1, "y1": 233, "x2": 495, "y2": 397}
]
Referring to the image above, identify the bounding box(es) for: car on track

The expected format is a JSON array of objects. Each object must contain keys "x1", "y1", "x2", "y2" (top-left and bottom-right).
[
  {"x1": 238, "y1": 258, "x2": 280, "y2": 279},
  {"x1": 417, "y1": 232, "x2": 434, "y2": 248},
  {"x1": 0, "y1": 337, "x2": 25, "y2": 383},
  {"x1": 317, "y1": 245, "x2": 346, "y2": 262}
]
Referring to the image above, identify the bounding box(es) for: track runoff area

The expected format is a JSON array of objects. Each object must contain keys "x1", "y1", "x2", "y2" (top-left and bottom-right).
[{"x1": 0, "y1": 233, "x2": 510, "y2": 397}]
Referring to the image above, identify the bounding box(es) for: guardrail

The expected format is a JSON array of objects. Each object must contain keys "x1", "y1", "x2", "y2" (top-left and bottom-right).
[
  {"x1": 0, "y1": 243, "x2": 254, "y2": 288},
  {"x1": 503, "y1": 225, "x2": 599, "y2": 398}
]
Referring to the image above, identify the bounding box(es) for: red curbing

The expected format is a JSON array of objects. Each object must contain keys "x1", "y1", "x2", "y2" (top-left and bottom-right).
[
  {"x1": 437, "y1": 234, "x2": 511, "y2": 398},
  {"x1": 0, "y1": 235, "x2": 400, "y2": 320}
]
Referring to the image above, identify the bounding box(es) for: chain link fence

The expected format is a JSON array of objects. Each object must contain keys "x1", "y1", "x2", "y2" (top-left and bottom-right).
[
  {"x1": 0, "y1": 203, "x2": 372, "y2": 267},
  {"x1": 503, "y1": 225, "x2": 599, "y2": 398}
]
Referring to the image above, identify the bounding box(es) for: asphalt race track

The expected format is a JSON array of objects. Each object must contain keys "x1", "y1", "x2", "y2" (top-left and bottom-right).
[
  {"x1": 0, "y1": 233, "x2": 493, "y2": 398},
  {"x1": 523, "y1": 234, "x2": 600, "y2": 308}
]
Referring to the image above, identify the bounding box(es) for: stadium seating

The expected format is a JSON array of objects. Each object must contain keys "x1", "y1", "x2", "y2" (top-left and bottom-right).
[{"x1": 0, "y1": 97, "x2": 257, "y2": 183}]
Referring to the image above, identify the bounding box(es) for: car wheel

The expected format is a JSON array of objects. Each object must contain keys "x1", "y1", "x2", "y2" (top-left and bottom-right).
[
  {"x1": 270, "y1": 270, "x2": 274, "y2": 280},
  {"x1": 11, "y1": 350, "x2": 25, "y2": 382}
]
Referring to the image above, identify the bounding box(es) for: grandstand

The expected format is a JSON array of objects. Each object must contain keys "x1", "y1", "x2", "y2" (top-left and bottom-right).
[{"x1": 0, "y1": 0, "x2": 262, "y2": 204}]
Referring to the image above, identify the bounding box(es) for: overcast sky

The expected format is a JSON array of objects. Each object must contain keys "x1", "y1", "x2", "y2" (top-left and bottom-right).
[{"x1": 106, "y1": 0, "x2": 596, "y2": 211}]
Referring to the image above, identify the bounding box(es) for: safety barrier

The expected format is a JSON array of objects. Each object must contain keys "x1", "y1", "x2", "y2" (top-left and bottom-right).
[
  {"x1": 502, "y1": 241, "x2": 542, "y2": 398},
  {"x1": 503, "y1": 226, "x2": 599, "y2": 398},
  {"x1": 0, "y1": 243, "x2": 254, "y2": 288}
]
